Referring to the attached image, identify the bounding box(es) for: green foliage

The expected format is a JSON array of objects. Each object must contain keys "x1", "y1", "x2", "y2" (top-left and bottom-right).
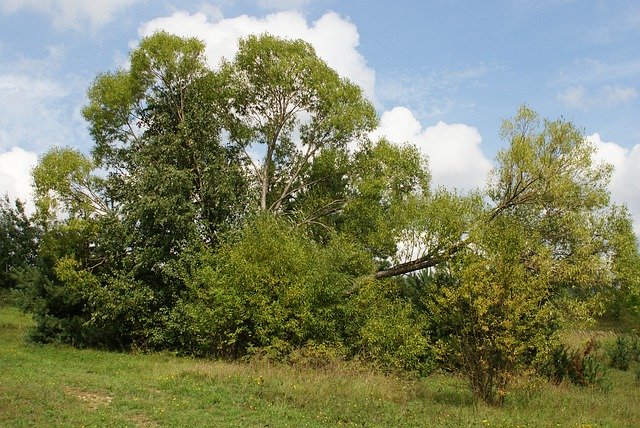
[
  {"x1": 540, "y1": 339, "x2": 610, "y2": 390},
  {"x1": 601, "y1": 207, "x2": 640, "y2": 321},
  {"x1": 419, "y1": 221, "x2": 559, "y2": 405},
  {"x1": 15, "y1": 30, "x2": 640, "y2": 410},
  {"x1": 32, "y1": 147, "x2": 107, "y2": 220},
  {"x1": 394, "y1": 105, "x2": 640, "y2": 406},
  {"x1": 162, "y1": 215, "x2": 369, "y2": 357},
  {"x1": 341, "y1": 139, "x2": 431, "y2": 259},
  {"x1": 0, "y1": 196, "x2": 38, "y2": 289},
  {"x1": 605, "y1": 335, "x2": 640, "y2": 371},
  {"x1": 158, "y1": 215, "x2": 433, "y2": 373},
  {"x1": 350, "y1": 277, "x2": 434, "y2": 374},
  {"x1": 220, "y1": 33, "x2": 377, "y2": 212}
]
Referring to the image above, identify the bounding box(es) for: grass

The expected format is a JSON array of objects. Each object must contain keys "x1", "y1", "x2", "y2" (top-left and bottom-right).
[{"x1": 2, "y1": 299, "x2": 640, "y2": 427}]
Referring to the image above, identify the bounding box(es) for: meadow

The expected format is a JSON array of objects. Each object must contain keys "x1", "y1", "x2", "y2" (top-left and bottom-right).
[{"x1": 2, "y1": 295, "x2": 639, "y2": 428}]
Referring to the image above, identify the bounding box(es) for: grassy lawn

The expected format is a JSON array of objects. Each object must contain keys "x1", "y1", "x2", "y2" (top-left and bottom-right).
[{"x1": 1, "y1": 300, "x2": 639, "y2": 427}]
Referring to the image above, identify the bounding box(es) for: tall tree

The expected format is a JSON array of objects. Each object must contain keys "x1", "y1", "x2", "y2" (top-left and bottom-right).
[
  {"x1": 83, "y1": 32, "x2": 248, "y2": 252},
  {"x1": 374, "y1": 105, "x2": 634, "y2": 282},
  {"x1": 220, "y1": 34, "x2": 377, "y2": 213},
  {"x1": 396, "y1": 106, "x2": 640, "y2": 404}
]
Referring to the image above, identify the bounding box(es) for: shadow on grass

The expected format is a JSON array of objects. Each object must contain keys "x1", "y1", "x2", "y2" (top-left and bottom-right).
[{"x1": 430, "y1": 388, "x2": 475, "y2": 407}]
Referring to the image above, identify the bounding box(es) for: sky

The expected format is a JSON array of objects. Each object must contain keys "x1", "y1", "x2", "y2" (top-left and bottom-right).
[{"x1": 1, "y1": 0, "x2": 639, "y2": 233}]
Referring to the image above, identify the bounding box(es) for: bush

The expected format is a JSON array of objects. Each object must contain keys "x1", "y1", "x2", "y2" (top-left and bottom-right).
[
  {"x1": 164, "y1": 215, "x2": 371, "y2": 357},
  {"x1": 606, "y1": 334, "x2": 640, "y2": 371},
  {"x1": 350, "y1": 278, "x2": 434, "y2": 375},
  {"x1": 0, "y1": 196, "x2": 38, "y2": 290},
  {"x1": 16, "y1": 218, "x2": 167, "y2": 350},
  {"x1": 160, "y1": 215, "x2": 435, "y2": 373},
  {"x1": 607, "y1": 335, "x2": 632, "y2": 371},
  {"x1": 418, "y1": 225, "x2": 561, "y2": 406},
  {"x1": 287, "y1": 342, "x2": 347, "y2": 370},
  {"x1": 541, "y1": 339, "x2": 610, "y2": 389}
]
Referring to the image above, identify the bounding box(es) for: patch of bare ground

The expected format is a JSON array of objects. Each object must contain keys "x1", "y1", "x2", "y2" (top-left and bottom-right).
[
  {"x1": 128, "y1": 413, "x2": 158, "y2": 427},
  {"x1": 62, "y1": 386, "x2": 113, "y2": 410}
]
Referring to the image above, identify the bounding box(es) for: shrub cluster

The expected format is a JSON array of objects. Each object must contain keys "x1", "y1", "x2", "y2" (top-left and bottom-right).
[{"x1": 540, "y1": 339, "x2": 610, "y2": 389}]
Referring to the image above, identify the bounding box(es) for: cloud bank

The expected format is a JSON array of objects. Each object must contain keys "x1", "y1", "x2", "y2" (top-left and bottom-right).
[
  {"x1": 371, "y1": 107, "x2": 493, "y2": 192},
  {"x1": 589, "y1": 133, "x2": 640, "y2": 236},
  {"x1": 0, "y1": 147, "x2": 37, "y2": 212}
]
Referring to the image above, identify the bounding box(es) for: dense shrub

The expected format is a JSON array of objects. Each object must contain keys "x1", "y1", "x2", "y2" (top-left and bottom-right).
[
  {"x1": 350, "y1": 277, "x2": 434, "y2": 374},
  {"x1": 17, "y1": 218, "x2": 165, "y2": 349},
  {"x1": 606, "y1": 335, "x2": 640, "y2": 371},
  {"x1": 0, "y1": 197, "x2": 38, "y2": 289},
  {"x1": 413, "y1": 219, "x2": 562, "y2": 406},
  {"x1": 540, "y1": 339, "x2": 610, "y2": 389},
  {"x1": 158, "y1": 215, "x2": 434, "y2": 372}
]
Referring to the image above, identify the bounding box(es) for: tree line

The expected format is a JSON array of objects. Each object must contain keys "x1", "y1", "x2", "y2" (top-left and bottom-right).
[{"x1": 1, "y1": 32, "x2": 639, "y2": 405}]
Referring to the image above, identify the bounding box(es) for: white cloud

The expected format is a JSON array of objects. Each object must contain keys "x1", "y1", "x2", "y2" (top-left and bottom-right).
[
  {"x1": 370, "y1": 107, "x2": 493, "y2": 191},
  {"x1": 0, "y1": 147, "x2": 37, "y2": 212},
  {"x1": 0, "y1": 74, "x2": 77, "y2": 153},
  {"x1": 558, "y1": 84, "x2": 637, "y2": 110},
  {"x1": 138, "y1": 10, "x2": 376, "y2": 101},
  {"x1": 0, "y1": 0, "x2": 140, "y2": 30},
  {"x1": 588, "y1": 133, "x2": 640, "y2": 236},
  {"x1": 600, "y1": 85, "x2": 638, "y2": 105}
]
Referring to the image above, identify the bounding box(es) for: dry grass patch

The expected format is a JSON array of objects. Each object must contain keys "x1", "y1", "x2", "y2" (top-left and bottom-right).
[{"x1": 62, "y1": 386, "x2": 113, "y2": 410}]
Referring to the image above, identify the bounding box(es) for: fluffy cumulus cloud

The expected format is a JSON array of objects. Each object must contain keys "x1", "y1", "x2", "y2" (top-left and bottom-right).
[
  {"x1": 0, "y1": 147, "x2": 38, "y2": 212},
  {"x1": 138, "y1": 10, "x2": 376, "y2": 101},
  {"x1": 370, "y1": 107, "x2": 493, "y2": 191},
  {"x1": 588, "y1": 133, "x2": 640, "y2": 236},
  {"x1": 0, "y1": 0, "x2": 140, "y2": 30},
  {"x1": 558, "y1": 84, "x2": 637, "y2": 110}
]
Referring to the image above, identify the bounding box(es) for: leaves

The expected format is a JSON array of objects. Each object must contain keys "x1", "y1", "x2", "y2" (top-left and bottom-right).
[{"x1": 220, "y1": 34, "x2": 377, "y2": 212}]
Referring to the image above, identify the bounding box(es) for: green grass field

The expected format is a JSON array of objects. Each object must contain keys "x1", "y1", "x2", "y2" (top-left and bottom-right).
[{"x1": 2, "y1": 298, "x2": 639, "y2": 427}]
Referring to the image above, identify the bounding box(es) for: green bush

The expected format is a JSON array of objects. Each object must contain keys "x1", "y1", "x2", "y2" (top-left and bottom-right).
[
  {"x1": 16, "y1": 218, "x2": 167, "y2": 350},
  {"x1": 160, "y1": 215, "x2": 434, "y2": 373},
  {"x1": 606, "y1": 334, "x2": 640, "y2": 371},
  {"x1": 541, "y1": 339, "x2": 610, "y2": 389},
  {"x1": 164, "y1": 215, "x2": 370, "y2": 357},
  {"x1": 350, "y1": 278, "x2": 434, "y2": 375},
  {"x1": 607, "y1": 335, "x2": 632, "y2": 371},
  {"x1": 0, "y1": 197, "x2": 38, "y2": 290},
  {"x1": 417, "y1": 221, "x2": 561, "y2": 406},
  {"x1": 286, "y1": 341, "x2": 347, "y2": 370}
]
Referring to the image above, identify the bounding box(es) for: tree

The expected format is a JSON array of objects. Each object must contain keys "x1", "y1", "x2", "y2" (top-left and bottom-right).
[
  {"x1": 19, "y1": 32, "x2": 250, "y2": 349},
  {"x1": 32, "y1": 147, "x2": 110, "y2": 222},
  {"x1": 0, "y1": 196, "x2": 38, "y2": 289},
  {"x1": 18, "y1": 29, "x2": 640, "y2": 406},
  {"x1": 83, "y1": 31, "x2": 248, "y2": 248},
  {"x1": 220, "y1": 34, "x2": 377, "y2": 213},
  {"x1": 402, "y1": 105, "x2": 640, "y2": 405},
  {"x1": 81, "y1": 32, "x2": 251, "y2": 311}
]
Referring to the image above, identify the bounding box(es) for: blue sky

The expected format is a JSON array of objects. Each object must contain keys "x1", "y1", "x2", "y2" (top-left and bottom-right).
[{"x1": 1, "y1": 0, "x2": 639, "y2": 231}]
